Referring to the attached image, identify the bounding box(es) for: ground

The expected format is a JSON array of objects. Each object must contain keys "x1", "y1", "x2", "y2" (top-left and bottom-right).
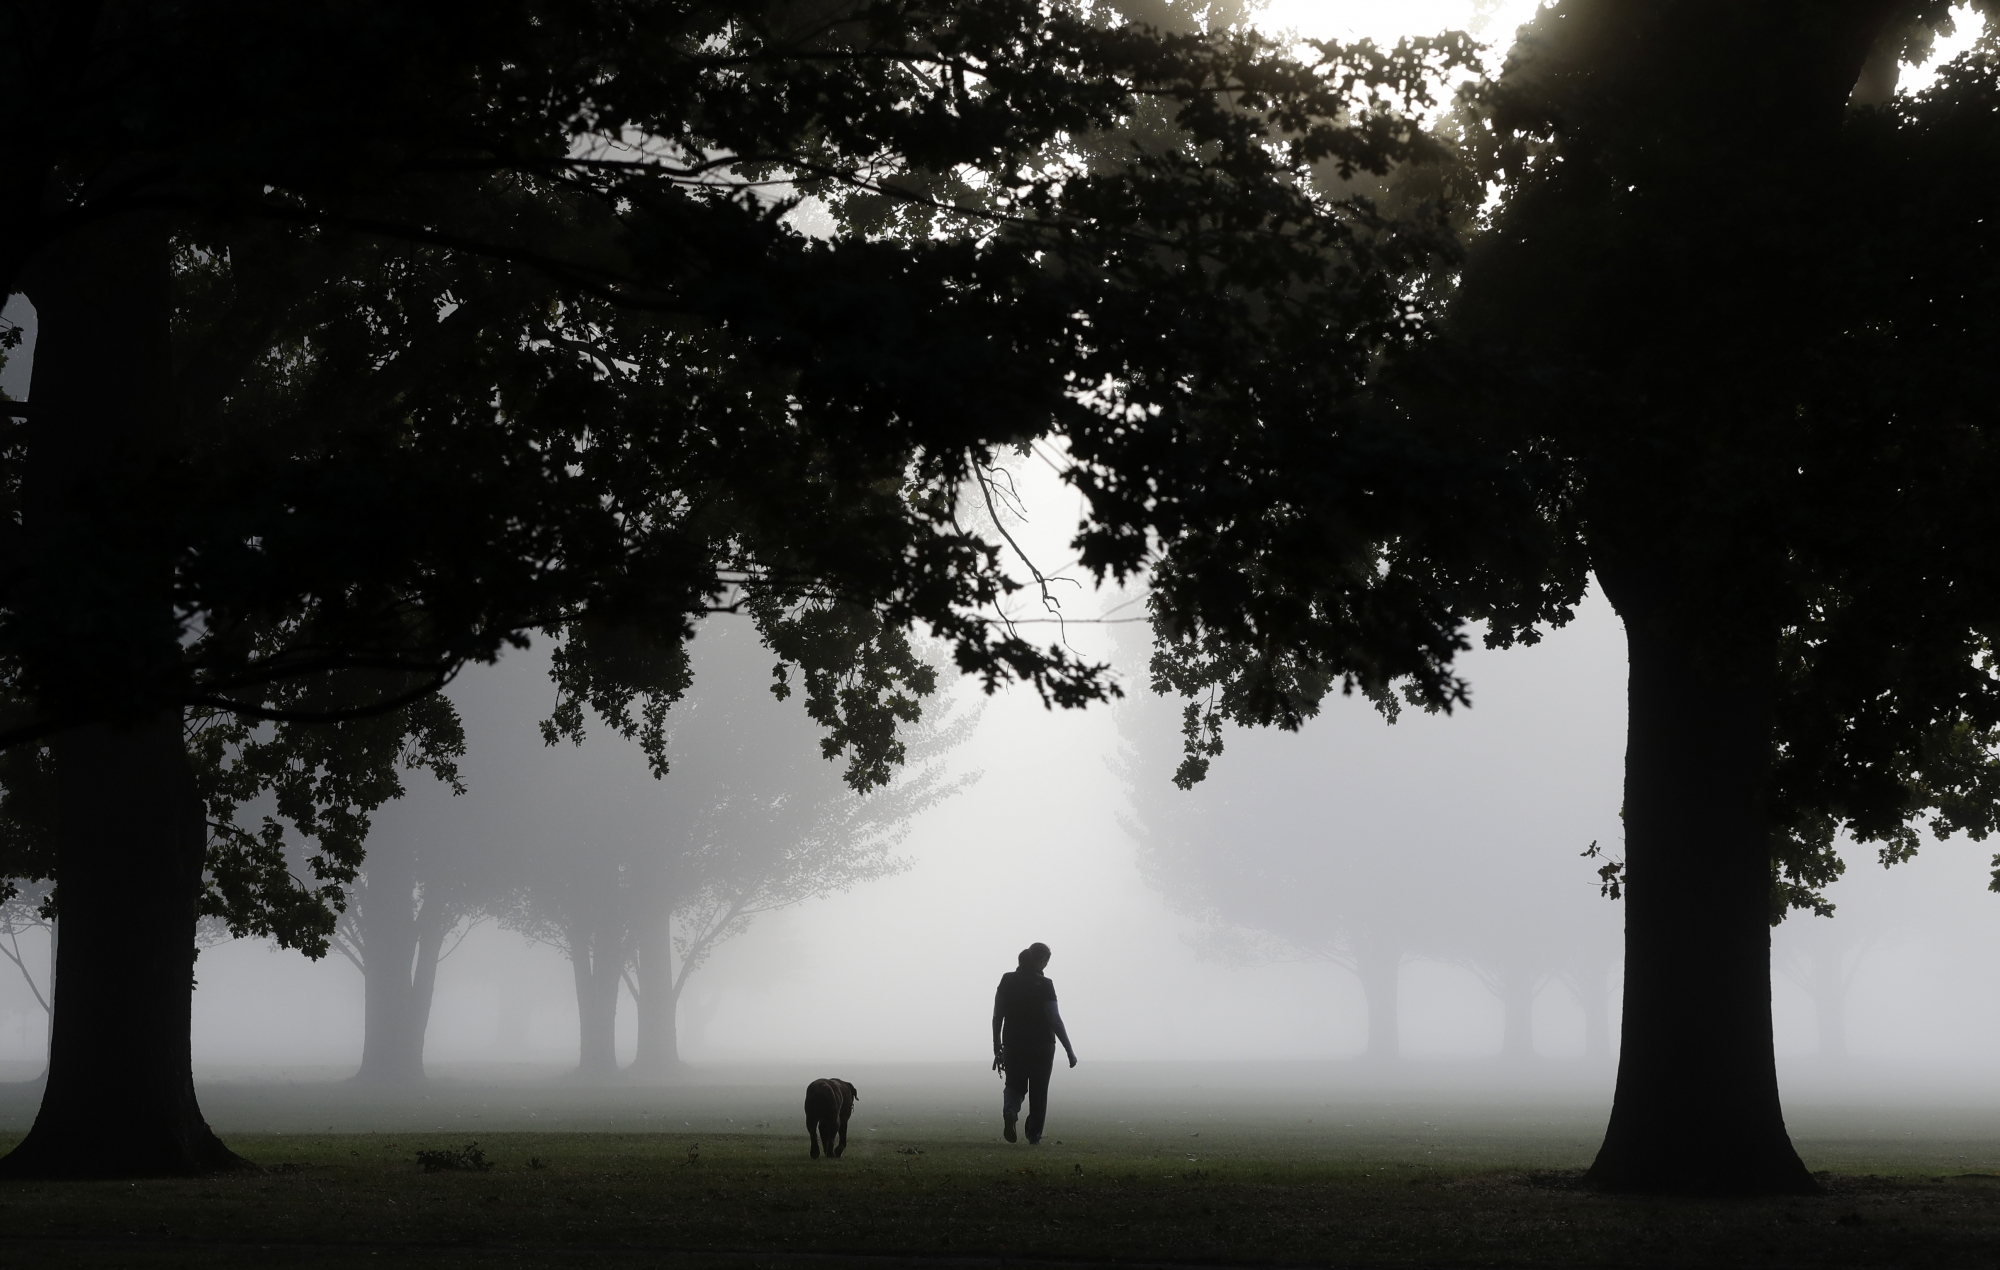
[{"x1": 2, "y1": 1062, "x2": 1999, "y2": 1267}]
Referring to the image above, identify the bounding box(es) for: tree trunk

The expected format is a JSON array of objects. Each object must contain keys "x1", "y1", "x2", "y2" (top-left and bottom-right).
[
  {"x1": 1586, "y1": 568, "x2": 1814, "y2": 1194},
  {"x1": 570, "y1": 925, "x2": 621, "y2": 1081},
  {"x1": 629, "y1": 908, "x2": 684, "y2": 1079},
  {"x1": 354, "y1": 881, "x2": 453, "y2": 1084},
  {"x1": 0, "y1": 723, "x2": 241, "y2": 1176},
  {"x1": 0, "y1": 222, "x2": 244, "y2": 1177},
  {"x1": 1353, "y1": 940, "x2": 1400, "y2": 1064}
]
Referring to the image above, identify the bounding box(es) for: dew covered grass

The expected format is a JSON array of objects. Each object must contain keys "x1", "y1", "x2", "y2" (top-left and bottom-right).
[{"x1": 0, "y1": 1065, "x2": 1998, "y2": 1266}]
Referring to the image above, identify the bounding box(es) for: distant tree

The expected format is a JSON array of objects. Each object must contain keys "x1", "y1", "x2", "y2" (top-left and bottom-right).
[
  {"x1": 1117, "y1": 665, "x2": 1618, "y2": 1066},
  {"x1": 1115, "y1": 678, "x2": 1422, "y2": 1062},
  {"x1": 1774, "y1": 914, "x2": 1886, "y2": 1064},
  {"x1": 328, "y1": 809, "x2": 490, "y2": 1087},
  {"x1": 504, "y1": 613, "x2": 975, "y2": 1078},
  {"x1": 622, "y1": 619, "x2": 976, "y2": 1076},
  {"x1": 500, "y1": 834, "x2": 635, "y2": 1081},
  {"x1": 1149, "y1": 3, "x2": 2000, "y2": 1193},
  {"x1": 0, "y1": 880, "x2": 53, "y2": 1069}
]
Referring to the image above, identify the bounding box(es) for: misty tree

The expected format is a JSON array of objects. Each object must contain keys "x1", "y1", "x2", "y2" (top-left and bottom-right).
[
  {"x1": 1117, "y1": 662, "x2": 1618, "y2": 1065},
  {"x1": 1115, "y1": 676, "x2": 1423, "y2": 1062},
  {"x1": 622, "y1": 619, "x2": 976, "y2": 1076},
  {"x1": 329, "y1": 807, "x2": 491, "y2": 1087},
  {"x1": 505, "y1": 613, "x2": 976, "y2": 1078},
  {"x1": 0, "y1": 741, "x2": 55, "y2": 1063},
  {"x1": 0, "y1": 879, "x2": 53, "y2": 1069},
  {"x1": 499, "y1": 838, "x2": 635, "y2": 1081},
  {"x1": 1149, "y1": 4, "x2": 2000, "y2": 1194},
  {"x1": 0, "y1": 0, "x2": 1475, "y2": 1174},
  {"x1": 1774, "y1": 914, "x2": 1887, "y2": 1063}
]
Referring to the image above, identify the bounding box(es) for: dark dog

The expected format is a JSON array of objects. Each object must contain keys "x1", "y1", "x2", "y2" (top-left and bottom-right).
[{"x1": 803, "y1": 1078, "x2": 857, "y2": 1159}]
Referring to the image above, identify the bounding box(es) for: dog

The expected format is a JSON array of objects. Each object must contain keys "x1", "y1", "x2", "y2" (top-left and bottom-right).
[{"x1": 803, "y1": 1077, "x2": 857, "y2": 1159}]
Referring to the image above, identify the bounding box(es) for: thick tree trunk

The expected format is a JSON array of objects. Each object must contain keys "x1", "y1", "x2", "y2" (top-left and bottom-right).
[
  {"x1": 629, "y1": 908, "x2": 684, "y2": 1079},
  {"x1": 570, "y1": 927, "x2": 621, "y2": 1081},
  {"x1": 0, "y1": 222, "x2": 244, "y2": 1177},
  {"x1": 1354, "y1": 941, "x2": 1400, "y2": 1063},
  {"x1": 358, "y1": 955, "x2": 425, "y2": 1084},
  {"x1": 1587, "y1": 569, "x2": 1814, "y2": 1194},
  {"x1": 353, "y1": 876, "x2": 451, "y2": 1085},
  {"x1": 0, "y1": 723, "x2": 240, "y2": 1176}
]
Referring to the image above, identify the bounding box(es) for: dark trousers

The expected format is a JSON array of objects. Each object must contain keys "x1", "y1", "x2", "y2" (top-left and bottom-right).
[{"x1": 1003, "y1": 1043, "x2": 1056, "y2": 1143}]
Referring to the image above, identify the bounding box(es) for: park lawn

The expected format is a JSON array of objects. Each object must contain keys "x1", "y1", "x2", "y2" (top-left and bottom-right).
[{"x1": 0, "y1": 1128, "x2": 1997, "y2": 1267}]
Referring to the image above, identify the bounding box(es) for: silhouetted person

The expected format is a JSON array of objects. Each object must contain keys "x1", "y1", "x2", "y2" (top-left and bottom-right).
[{"x1": 991, "y1": 942, "x2": 1076, "y2": 1144}]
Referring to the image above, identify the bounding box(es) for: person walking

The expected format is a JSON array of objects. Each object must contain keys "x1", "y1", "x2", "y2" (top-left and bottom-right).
[{"x1": 991, "y1": 942, "x2": 1076, "y2": 1144}]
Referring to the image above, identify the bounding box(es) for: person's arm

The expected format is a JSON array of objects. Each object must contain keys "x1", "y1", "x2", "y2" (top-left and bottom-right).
[
  {"x1": 992, "y1": 982, "x2": 1006, "y2": 1069},
  {"x1": 1045, "y1": 1000, "x2": 1077, "y2": 1067}
]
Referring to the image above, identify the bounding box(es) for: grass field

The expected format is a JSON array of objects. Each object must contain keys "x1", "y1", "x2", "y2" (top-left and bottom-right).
[{"x1": 2, "y1": 1063, "x2": 1999, "y2": 1267}]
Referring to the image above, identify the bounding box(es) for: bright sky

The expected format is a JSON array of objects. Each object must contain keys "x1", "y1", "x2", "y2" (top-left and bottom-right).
[
  {"x1": 1257, "y1": 0, "x2": 1989, "y2": 96},
  {"x1": 1256, "y1": 0, "x2": 1542, "y2": 53}
]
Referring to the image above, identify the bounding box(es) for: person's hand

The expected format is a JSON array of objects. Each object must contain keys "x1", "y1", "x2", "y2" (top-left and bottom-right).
[
  {"x1": 992, "y1": 1047, "x2": 1005, "y2": 1072},
  {"x1": 1067, "y1": 1051, "x2": 1078, "y2": 1068}
]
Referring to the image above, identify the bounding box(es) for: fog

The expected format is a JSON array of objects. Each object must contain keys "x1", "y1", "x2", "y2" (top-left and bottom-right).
[
  {"x1": 7, "y1": 4, "x2": 2000, "y2": 1124},
  {"x1": 0, "y1": 440, "x2": 1995, "y2": 1101}
]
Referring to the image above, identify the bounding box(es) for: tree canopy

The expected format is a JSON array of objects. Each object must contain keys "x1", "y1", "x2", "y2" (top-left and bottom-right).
[
  {"x1": 1144, "y1": 1, "x2": 2000, "y2": 1194},
  {"x1": 3, "y1": 0, "x2": 1477, "y2": 746},
  {"x1": 3, "y1": 0, "x2": 1483, "y2": 1176}
]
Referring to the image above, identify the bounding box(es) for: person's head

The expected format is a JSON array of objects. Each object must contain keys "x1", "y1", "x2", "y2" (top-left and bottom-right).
[{"x1": 1018, "y1": 942, "x2": 1051, "y2": 972}]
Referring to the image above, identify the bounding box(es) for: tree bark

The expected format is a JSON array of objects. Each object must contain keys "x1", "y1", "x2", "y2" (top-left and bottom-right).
[
  {"x1": 0, "y1": 221, "x2": 244, "y2": 1177},
  {"x1": 570, "y1": 924, "x2": 621, "y2": 1081},
  {"x1": 1586, "y1": 566, "x2": 1814, "y2": 1194},
  {"x1": 629, "y1": 907, "x2": 684, "y2": 1079},
  {"x1": 353, "y1": 867, "x2": 451, "y2": 1085},
  {"x1": 0, "y1": 721, "x2": 241, "y2": 1176},
  {"x1": 1353, "y1": 939, "x2": 1400, "y2": 1064}
]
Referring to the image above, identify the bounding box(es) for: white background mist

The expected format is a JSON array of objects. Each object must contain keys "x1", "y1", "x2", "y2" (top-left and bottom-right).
[{"x1": 2, "y1": 1, "x2": 1999, "y2": 1090}]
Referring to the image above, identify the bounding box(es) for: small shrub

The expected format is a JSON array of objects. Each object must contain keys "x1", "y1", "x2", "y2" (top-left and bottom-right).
[
  {"x1": 414, "y1": 1143, "x2": 493, "y2": 1173},
  {"x1": 526, "y1": 1157, "x2": 550, "y2": 1171}
]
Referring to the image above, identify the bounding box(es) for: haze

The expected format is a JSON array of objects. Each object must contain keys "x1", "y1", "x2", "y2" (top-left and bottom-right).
[{"x1": 5, "y1": 1, "x2": 1999, "y2": 1104}]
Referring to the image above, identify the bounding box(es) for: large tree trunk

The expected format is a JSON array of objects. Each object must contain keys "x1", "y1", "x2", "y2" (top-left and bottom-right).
[
  {"x1": 353, "y1": 869, "x2": 451, "y2": 1085},
  {"x1": 0, "y1": 223, "x2": 243, "y2": 1177},
  {"x1": 1353, "y1": 939, "x2": 1400, "y2": 1064},
  {"x1": 0, "y1": 724, "x2": 239, "y2": 1176},
  {"x1": 629, "y1": 908, "x2": 684, "y2": 1079},
  {"x1": 1586, "y1": 567, "x2": 1814, "y2": 1194},
  {"x1": 570, "y1": 925, "x2": 621, "y2": 1081}
]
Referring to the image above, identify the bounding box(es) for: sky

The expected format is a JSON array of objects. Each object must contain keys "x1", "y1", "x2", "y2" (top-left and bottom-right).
[{"x1": 4, "y1": 3, "x2": 2000, "y2": 1088}]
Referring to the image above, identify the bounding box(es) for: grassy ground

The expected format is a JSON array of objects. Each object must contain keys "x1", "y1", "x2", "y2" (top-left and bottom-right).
[
  {"x1": 2, "y1": 1116, "x2": 2000, "y2": 1268},
  {"x1": 4, "y1": 1065, "x2": 2000, "y2": 1266}
]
